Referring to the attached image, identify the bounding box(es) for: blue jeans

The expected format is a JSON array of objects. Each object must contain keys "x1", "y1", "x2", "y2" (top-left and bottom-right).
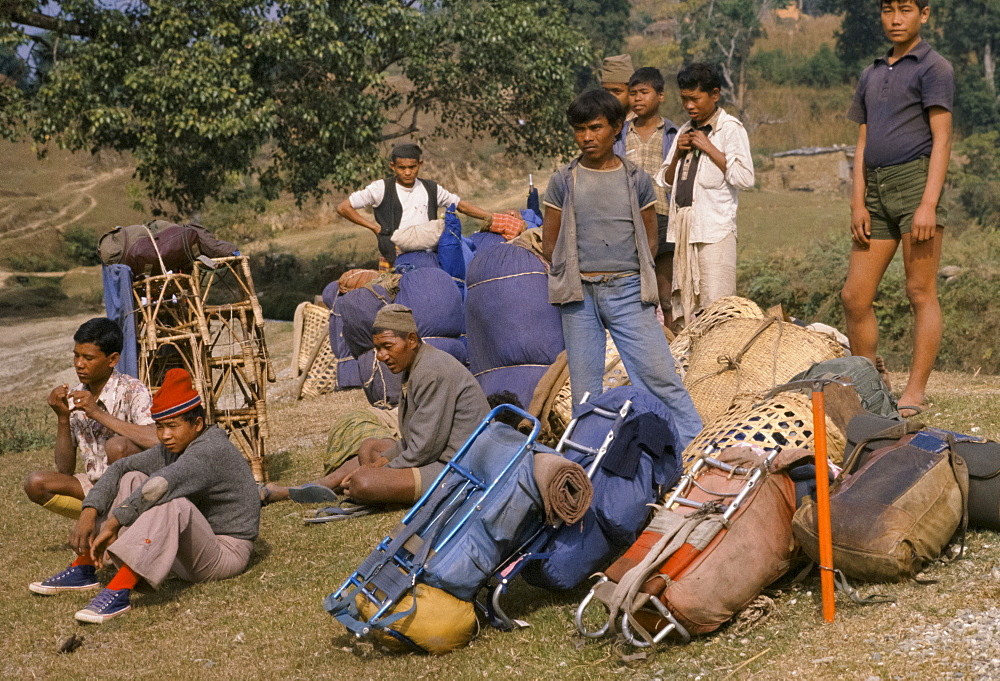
[{"x1": 560, "y1": 274, "x2": 703, "y2": 448}]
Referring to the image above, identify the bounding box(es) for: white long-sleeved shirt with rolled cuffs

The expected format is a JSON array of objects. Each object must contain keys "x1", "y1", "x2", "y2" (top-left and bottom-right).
[
  {"x1": 349, "y1": 180, "x2": 462, "y2": 231},
  {"x1": 655, "y1": 107, "x2": 754, "y2": 244}
]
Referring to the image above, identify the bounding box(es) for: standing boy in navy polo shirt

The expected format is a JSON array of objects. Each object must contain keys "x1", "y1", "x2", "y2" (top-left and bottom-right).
[{"x1": 840, "y1": 0, "x2": 953, "y2": 418}]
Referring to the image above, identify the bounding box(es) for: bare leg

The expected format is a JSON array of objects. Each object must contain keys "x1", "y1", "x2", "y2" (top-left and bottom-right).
[
  {"x1": 23, "y1": 470, "x2": 85, "y2": 505},
  {"x1": 342, "y1": 466, "x2": 417, "y2": 505},
  {"x1": 841, "y1": 238, "x2": 899, "y2": 363},
  {"x1": 897, "y1": 228, "x2": 944, "y2": 413},
  {"x1": 105, "y1": 436, "x2": 144, "y2": 464},
  {"x1": 654, "y1": 250, "x2": 675, "y2": 330},
  {"x1": 262, "y1": 438, "x2": 397, "y2": 503}
]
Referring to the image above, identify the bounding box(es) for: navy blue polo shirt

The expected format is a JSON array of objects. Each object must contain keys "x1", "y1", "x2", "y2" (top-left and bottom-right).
[{"x1": 847, "y1": 40, "x2": 953, "y2": 169}]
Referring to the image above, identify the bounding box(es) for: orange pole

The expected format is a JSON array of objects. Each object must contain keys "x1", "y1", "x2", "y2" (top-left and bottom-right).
[{"x1": 812, "y1": 388, "x2": 836, "y2": 622}]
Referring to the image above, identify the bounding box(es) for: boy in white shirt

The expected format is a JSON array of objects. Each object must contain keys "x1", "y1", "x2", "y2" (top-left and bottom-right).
[
  {"x1": 656, "y1": 63, "x2": 754, "y2": 327},
  {"x1": 336, "y1": 143, "x2": 492, "y2": 269}
]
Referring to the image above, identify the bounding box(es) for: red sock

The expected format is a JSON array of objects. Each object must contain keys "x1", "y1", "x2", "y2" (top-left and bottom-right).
[
  {"x1": 107, "y1": 564, "x2": 141, "y2": 591},
  {"x1": 71, "y1": 554, "x2": 95, "y2": 567}
]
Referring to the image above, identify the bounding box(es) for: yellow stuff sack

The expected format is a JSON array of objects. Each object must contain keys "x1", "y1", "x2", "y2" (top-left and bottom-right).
[{"x1": 355, "y1": 582, "x2": 477, "y2": 654}]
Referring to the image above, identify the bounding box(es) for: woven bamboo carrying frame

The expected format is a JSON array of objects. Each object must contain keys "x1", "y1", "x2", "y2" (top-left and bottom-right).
[
  {"x1": 669, "y1": 296, "x2": 765, "y2": 375},
  {"x1": 679, "y1": 390, "x2": 847, "y2": 471},
  {"x1": 683, "y1": 316, "x2": 845, "y2": 425},
  {"x1": 133, "y1": 255, "x2": 274, "y2": 482},
  {"x1": 293, "y1": 302, "x2": 337, "y2": 399}
]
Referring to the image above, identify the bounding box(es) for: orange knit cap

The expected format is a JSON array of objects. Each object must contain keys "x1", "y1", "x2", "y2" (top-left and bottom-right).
[{"x1": 151, "y1": 369, "x2": 202, "y2": 421}]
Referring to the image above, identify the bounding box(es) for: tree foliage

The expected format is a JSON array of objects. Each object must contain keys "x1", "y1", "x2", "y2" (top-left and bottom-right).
[
  {"x1": 667, "y1": 0, "x2": 771, "y2": 113},
  {"x1": 933, "y1": 0, "x2": 1000, "y2": 134},
  {"x1": 815, "y1": 0, "x2": 884, "y2": 72},
  {"x1": 0, "y1": 1, "x2": 593, "y2": 215}
]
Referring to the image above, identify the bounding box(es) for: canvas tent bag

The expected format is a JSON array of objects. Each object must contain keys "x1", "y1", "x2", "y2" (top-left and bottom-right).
[{"x1": 792, "y1": 418, "x2": 968, "y2": 582}]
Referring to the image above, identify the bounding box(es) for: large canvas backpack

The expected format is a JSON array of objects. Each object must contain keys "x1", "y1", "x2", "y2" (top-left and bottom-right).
[{"x1": 793, "y1": 415, "x2": 968, "y2": 582}]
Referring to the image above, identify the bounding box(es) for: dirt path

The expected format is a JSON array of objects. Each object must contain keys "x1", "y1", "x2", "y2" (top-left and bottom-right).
[
  {"x1": 0, "y1": 167, "x2": 129, "y2": 240},
  {"x1": 0, "y1": 313, "x2": 94, "y2": 402}
]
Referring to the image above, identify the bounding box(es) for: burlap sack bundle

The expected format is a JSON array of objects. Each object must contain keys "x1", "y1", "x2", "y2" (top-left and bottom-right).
[
  {"x1": 680, "y1": 391, "x2": 847, "y2": 470},
  {"x1": 684, "y1": 317, "x2": 844, "y2": 424},
  {"x1": 338, "y1": 268, "x2": 379, "y2": 294},
  {"x1": 670, "y1": 296, "x2": 764, "y2": 374}
]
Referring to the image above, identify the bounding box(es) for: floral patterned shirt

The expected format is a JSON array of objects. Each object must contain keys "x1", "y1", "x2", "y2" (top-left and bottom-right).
[{"x1": 70, "y1": 369, "x2": 154, "y2": 482}]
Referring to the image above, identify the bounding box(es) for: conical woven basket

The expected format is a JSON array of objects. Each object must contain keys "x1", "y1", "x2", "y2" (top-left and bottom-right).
[
  {"x1": 670, "y1": 296, "x2": 764, "y2": 374},
  {"x1": 684, "y1": 316, "x2": 844, "y2": 424},
  {"x1": 680, "y1": 390, "x2": 847, "y2": 470}
]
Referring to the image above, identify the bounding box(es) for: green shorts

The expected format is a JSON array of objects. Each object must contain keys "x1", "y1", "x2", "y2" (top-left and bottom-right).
[{"x1": 864, "y1": 156, "x2": 946, "y2": 240}]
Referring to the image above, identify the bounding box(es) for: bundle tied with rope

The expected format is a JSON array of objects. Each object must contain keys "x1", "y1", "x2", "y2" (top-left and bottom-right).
[
  {"x1": 669, "y1": 296, "x2": 765, "y2": 376},
  {"x1": 683, "y1": 315, "x2": 845, "y2": 425}
]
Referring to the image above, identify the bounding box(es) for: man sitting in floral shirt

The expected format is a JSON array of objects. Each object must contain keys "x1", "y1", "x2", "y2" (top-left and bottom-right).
[{"x1": 24, "y1": 318, "x2": 158, "y2": 520}]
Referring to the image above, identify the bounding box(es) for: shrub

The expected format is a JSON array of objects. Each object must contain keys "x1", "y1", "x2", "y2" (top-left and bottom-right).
[
  {"x1": 738, "y1": 226, "x2": 1000, "y2": 374},
  {"x1": 62, "y1": 225, "x2": 102, "y2": 266}
]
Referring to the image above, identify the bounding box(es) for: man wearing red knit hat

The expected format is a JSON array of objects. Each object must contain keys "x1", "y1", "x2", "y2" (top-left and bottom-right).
[{"x1": 28, "y1": 369, "x2": 260, "y2": 624}]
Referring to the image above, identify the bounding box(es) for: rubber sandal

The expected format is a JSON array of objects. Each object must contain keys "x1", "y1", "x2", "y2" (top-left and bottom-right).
[
  {"x1": 304, "y1": 501, "x2": 374, "y2": 523},
  {"x1": 287, "y1": 484, "x2": 340, "y2": 504},
  {"x1": 898, "y1": 404, "x2": 928, "y2": 418}
]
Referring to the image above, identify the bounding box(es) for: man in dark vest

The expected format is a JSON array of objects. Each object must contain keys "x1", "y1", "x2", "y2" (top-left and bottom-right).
[{"x1": 336, "y1": 143, "x2": 493, "y2": 269}]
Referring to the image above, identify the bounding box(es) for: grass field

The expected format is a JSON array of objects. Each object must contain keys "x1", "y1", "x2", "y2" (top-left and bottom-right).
[{"x1": 3, "y1": 319, "x2": 999, "y2": 680}]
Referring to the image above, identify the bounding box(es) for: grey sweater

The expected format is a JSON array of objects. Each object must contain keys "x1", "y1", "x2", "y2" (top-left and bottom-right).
[
  {"x1": 384, "y1": 343, "x2": 490, "y2": 469},
  {"x1": 82, "y1": 425, "x2": 260, "y2": 541}
]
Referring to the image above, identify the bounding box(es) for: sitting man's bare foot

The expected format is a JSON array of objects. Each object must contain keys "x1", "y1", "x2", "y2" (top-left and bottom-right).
[{"x1": 259, "y1": 482, "x2": 291, "y2": 505}]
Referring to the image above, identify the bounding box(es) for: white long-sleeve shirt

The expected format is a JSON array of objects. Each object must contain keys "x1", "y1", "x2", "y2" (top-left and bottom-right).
[{"x1": 655, "y1": 108, "x2": 754, "y2": 245}]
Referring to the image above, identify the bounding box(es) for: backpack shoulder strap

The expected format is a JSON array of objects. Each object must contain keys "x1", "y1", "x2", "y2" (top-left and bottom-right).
[{"x1": 841, "y1": 419, "x2": 925, "y2": 475}]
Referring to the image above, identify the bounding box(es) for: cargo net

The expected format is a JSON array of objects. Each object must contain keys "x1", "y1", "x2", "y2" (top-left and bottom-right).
[{"x1": 133, "y1": 256, "x2": 274, "y2": 482}]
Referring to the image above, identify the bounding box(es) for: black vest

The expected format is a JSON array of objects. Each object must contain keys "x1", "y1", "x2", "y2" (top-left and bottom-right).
[{"x1": 371, "y1": 178, "x2": 438, "y2": 264}]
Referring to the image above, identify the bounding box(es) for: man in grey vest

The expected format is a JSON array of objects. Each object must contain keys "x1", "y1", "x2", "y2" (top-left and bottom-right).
[{"x1": 336, "y1": 143, "x2": 493, "y2": 269}]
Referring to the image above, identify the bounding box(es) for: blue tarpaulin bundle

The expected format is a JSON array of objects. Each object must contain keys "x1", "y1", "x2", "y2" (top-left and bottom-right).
[
  {"x1": 322, "y1": 282, "x2": 362, "y2": 390},
  {"x1": 394, "y1": 250, "x2": 441, "y2": 273},
  {"x1": 396, "y1": 267, "x2": 468, "y2": 365},
  {"x1": 338, "y1": 284, "x2": 394, "y2": 359},
  {"x1": 468, "y1": 231, "x2": 505, "y2": 254},
  {"x1": 465, "y1": 243, "x2": 564, "y2": 408}
]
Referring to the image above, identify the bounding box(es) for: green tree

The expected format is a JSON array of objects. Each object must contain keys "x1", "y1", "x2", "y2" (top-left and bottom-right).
[
  {"x1": 815, "y1": 0, "x2": 884, "y2": 73},
  {"x1": 668, "y1": 0, "x2": 771, "y2": 113},
  {"x1": 0, "y1": 1, "x2": 592, "y2": 216},
  {"x1": 934, "y1": 0, "x2": 1000, "y2": 134}
]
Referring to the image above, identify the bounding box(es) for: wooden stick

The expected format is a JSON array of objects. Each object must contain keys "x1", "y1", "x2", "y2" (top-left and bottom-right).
[{"x1": 812, "y1": 387, "x2": 836, "y2": 622}]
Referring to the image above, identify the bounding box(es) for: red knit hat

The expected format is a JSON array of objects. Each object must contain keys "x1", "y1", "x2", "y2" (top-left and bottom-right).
[{"x1": 151, "y1": 369, "x2": 203, "y2": 421}]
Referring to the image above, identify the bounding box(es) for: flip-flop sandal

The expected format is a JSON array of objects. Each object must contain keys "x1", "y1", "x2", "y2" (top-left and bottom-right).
[
  {"x1": 897, "y1": 404, "x2": 928, "y2": 418},
  {"x1": 287, "y1": 483, "x2": 340, "y2": 504},
  {"x1": 304, "y1": 501, "x2": 374, "y2": 523}
]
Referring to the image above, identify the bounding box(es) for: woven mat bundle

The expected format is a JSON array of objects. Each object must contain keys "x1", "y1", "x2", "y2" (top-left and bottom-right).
[
  {"x1": 684, "y1": 316, "x2": 844, "y2": 424},
  {"x1": 680, "y1": 390, "x2": 847, "y2": 470},
  {"x1": 670, "y1": 296, "x2": 764, "y2": 374}
]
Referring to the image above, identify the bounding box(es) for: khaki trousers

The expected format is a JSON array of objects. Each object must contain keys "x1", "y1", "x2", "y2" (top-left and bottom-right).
[{"x1": 104, "y1": 472, "x2": 253, "y2": 589}]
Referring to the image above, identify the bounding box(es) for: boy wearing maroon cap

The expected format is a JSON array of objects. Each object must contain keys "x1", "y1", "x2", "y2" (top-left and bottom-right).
[{"x1": 29, "y1": 369, "x2": 260, "y2": 624}]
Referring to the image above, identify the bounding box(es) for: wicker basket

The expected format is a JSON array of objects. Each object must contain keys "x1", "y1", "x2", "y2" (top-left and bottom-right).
[
  {"x1": 294, "y1": 302, "x2": 337, "y2": 398},
  {"x1": 680, "y1": 391, "x2": 847, "y2": 470},
  {"x1": 684, "y1": 316, "x2": 845, "y2": 424},
  {"x1": 670, "y1": 296, "x2": 764, "y2": 374}
]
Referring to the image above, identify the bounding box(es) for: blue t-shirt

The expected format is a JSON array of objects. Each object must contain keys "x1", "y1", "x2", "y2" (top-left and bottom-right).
[{"x1": 544, "y1": 163, "x2": 656, "y2": 273}]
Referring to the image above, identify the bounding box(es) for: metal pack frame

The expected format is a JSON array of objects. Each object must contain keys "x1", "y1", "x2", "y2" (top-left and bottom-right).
[{"x1": 324, "y1": 405, "x2": 540, "y2": 650}]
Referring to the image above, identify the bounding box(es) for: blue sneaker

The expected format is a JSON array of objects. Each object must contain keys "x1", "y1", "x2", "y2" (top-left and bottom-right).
[
  {"x1": 29, "y1": 564, "x2": 99, "y2": 595},
  {"x1": 75, "y1": 588, "x2": 132, "y2": 623}
]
